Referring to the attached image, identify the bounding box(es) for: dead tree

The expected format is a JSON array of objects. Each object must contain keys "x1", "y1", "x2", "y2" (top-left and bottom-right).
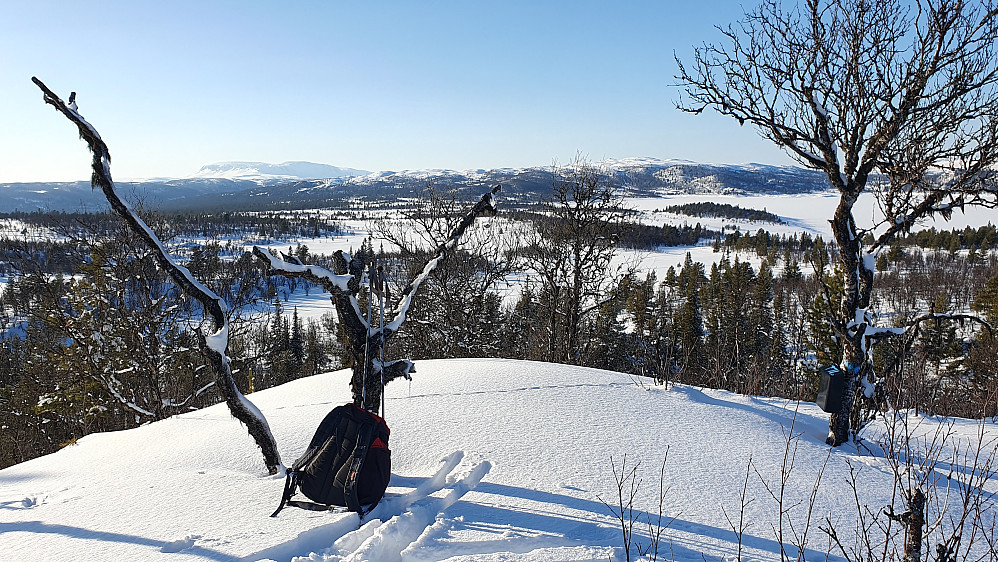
[
  {"x1": 676, "y1": 0, "x2": 998, "y2": 445},
  {"x1": 33, "y1": 77, "x2": 282, "y2": 475},
  {"x1": 253, "y1": 185, "x2": 500, "y2": 412}
]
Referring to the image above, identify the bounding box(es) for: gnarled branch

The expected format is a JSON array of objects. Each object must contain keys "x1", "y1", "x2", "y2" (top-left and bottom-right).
[
  {"x1": 254, "y1": 185, "x2": 500, "y2": 411},
  {"x1": 33, "y1": 77, "x2": 282, "y2": 475}
]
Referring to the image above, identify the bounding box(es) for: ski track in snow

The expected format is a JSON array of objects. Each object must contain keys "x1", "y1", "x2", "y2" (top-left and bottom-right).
[
  {"x1": 250, "y1": 452, "x2": 488, "y2": 562},
  {"x1": 310, "y1": 452, "x2": 491, "y2": 562}
]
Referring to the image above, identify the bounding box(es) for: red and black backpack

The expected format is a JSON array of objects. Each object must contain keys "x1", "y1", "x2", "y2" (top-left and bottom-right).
[{"x1": 271, "y1": 403, "x2": 390, "y2": 517}]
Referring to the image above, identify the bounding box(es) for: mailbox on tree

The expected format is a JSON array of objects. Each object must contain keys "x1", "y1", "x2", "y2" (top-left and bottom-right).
[{"x1": 816, "y1": 364, "x2": 845, "y2": 413}]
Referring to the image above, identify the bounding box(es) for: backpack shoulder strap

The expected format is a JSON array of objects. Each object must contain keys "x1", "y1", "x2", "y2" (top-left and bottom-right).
[{"x1": 341, "y1": 421, "x2": 375, "y2": 514}]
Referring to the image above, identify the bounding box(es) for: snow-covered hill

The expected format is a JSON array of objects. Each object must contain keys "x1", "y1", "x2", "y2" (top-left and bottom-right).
[
  {"x1": 253, "y1": 157, "x2": 831, "y2": 207},
  {"x1": 1, "y1": 359, "x2": 994, "y2": 561},
  {"x1": 0, "y1": 161, "x2": 367, "y2": 213},
  {"x1": 0, "y1": 158, "x2": 831, "y2": 213},
  {"x1": 190, "y1": 162, "x2": 369, "y2": 182}
]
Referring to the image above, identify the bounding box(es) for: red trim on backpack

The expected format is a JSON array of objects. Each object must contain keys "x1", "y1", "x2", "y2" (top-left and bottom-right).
[
  {"x1": 371, "y1": 437, "x2": 388, "y2": 449},
  {"x1": 352, "y1": 403, "x2": 386, "y2": 424}
]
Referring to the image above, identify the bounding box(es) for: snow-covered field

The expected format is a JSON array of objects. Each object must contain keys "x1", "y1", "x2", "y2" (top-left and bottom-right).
[
  {"x1": 0, "y1": 219, "x2": 60, "y2": 243},
  {"x1": 1, "y1": 359, "x2": 994, "y2": 561},
  {"x1": 629, "y1": 191, "x2": 996, "y2": 240},
  {"x1": 248, "y1": 190, "x2": 996, "y2": 303}
]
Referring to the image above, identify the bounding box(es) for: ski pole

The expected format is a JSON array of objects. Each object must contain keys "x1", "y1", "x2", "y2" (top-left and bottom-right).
[
  {"x1": 378, "y1": 264, "x2": 386, "y2": 417},
  {"x1": 362, "y1": 261, "x2": 375, "y2": 410}
]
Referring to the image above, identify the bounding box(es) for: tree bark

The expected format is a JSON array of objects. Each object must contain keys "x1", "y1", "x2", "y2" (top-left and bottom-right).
[
  {"x1": 904, "y1": 488, "x2": 926, "y2": 562},
  {"x1": 827, "y1": 192, "x2": 869, "y2": 445}
]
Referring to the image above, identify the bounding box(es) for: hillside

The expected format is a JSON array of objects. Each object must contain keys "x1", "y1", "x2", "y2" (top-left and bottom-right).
[
  {"x1": 0, "y1": 161, "x2": 363, "y2": 214},
  {"x1": 0, "y1": 158, "x2": 832, "y2": 213},
  {"x1": 163, "y1": 158, "x2": 832, "y2": 212},
  {"x1": 0, "y1": 359, "x2": 994, "y2": 561}
]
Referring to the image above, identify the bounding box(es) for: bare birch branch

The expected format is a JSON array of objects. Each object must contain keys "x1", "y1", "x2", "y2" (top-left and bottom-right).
[
  {"x1": 253, "y1": 185, "x2": 500, "y2": 409},
  {"x1": 32, "y1": 77, "x2": 282, "y2": 474}
]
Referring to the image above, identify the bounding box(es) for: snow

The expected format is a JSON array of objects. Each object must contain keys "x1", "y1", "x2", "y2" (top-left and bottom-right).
[
  {"x1": 0, "y1": 219, "x2": 60, "y2": 243},
  {"x1": 861, "y1": 251, "x2": 877, "y2": 274},
  {"x1": 272, "y1": 288, "x2": 338, "y2": 324},
  {"x1": 204, "y1": 323, "x2": 229, "y2": 356},
  {"x1": 629, "y1": 191, "x2": 995, "y2": 241},
  {"x1": 2, "y1": 358, "x2": 995, "y2": 561}
]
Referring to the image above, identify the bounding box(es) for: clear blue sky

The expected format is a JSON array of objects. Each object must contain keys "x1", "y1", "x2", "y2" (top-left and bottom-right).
[{"x1": 1, "y1": 1, "x2": 794, "y2": 182}]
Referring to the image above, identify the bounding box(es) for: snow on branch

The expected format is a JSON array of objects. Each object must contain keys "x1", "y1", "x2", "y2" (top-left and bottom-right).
[
  {"x1": 386, "y1": 185, "x2": 501, "y2": 333},
  {"x1": 253, "y1": 185, "x2": 500, "y2": 411},
  {"x1": 906, "y1": 312, "x2": 994, "y2": 339},
  {"x1": 252, "y1": 247, "x2": 354, "y2": 293},
  {"x1": 253, "y1": 185, "x2": 500, "y2": 341},
  {"x1": 32, "y1": 78, "x2": 226, "y2": 326},
  {"x1": 33, "y1": 77, "x2": 282, "y2": 474},
  {"x1": 251, "y1": 246, "x2": 371, "y2": 334}
]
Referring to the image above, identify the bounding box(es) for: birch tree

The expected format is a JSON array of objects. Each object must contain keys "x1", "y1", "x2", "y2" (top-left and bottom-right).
[
  {"x1": 676, "y1": 0, "x2": 998, "y2": 445},
  {"x1": 522, "y1": 158, "x2": 631, "y2": 365},
  {"x1": 373, "y1": 187, "x2": 517, "y2": 359}
]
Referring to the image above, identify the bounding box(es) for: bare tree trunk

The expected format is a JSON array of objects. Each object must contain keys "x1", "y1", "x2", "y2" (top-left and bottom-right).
[
  {"x1": 904, "y1": 489, "x2": 926, "y2": 562},
  {"x1": 548, "y1": 284, "x2": 561, "y2": 363},
  {"x1": 33, "y1": 77, "x2": 282, "y2": 474},
  {"x1": 827, "y1": 194, "x2": 872, "y2": 445}
]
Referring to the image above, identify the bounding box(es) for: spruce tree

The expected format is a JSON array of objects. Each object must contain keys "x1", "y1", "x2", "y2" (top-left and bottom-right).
[{"x1": 673, "y1": 253, "x2": 706, "y2": 384}]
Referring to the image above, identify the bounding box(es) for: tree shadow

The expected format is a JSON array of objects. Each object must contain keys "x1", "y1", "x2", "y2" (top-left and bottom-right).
[
  {"x1": 0, "y1": 471, "x2": 52, "y2": 485},
  {"x1": 459, "y1": 481, "x2": 833, "y2": 561},
  {"x1": 0, "y1": 521, "x2": 236, "y2": 560},
  {"x1": 670, "y1": 386, "x2": 834, "y2": 444}
]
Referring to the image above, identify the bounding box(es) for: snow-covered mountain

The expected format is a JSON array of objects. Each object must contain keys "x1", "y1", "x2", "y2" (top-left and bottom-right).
[
  {"x1": 163, "y1": 158, "x2": 833, "y2": 213},
  {"x1": 0, "y1": 178, "x2": 264, "y2": 214},
  {"x1": 0, "y1": 161, "x2": 366, "y2": 213},
  {"x1": 0, "y1": 158, "x2": 832, "y2": 213},
  {"x1": 299, "y1": 157, "x2": 830, "y2": 200},
  {"x1": 1, "y1": 359, "x2": 993, "y2": 561},
  {"x1": 189, "y1": 161, "x2": 369, "y2": 182},
  {"x1": 603, "y1": 157, "x2": 830, "y2": 195}
]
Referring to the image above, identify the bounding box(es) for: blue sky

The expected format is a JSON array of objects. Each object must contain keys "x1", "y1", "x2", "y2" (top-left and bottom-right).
[{"x1": 2, "y1": 1, "x2": 795, "y2": 182}]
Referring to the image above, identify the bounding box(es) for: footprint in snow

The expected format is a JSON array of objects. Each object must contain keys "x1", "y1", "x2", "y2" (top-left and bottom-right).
[
  {"x1": 1, "y1": 496, "x2": 45, "y2": 509},
  {"x1": 161, "y1": 535, "x2": 200, "y2": 553}
]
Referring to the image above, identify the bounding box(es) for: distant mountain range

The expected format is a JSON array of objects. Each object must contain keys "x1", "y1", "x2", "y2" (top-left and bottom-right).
[
  {"x1": 189, "y1": 161, "x2": 369, "y2": 182},
  {"x1": 0, "y1": 158, "x2": 832, "y2": 213}
]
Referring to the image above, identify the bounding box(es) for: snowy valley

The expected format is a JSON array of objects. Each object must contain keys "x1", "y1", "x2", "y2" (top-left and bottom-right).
[{"x1": 8, "y1": 0, "x2": 998, "y2": 559}]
